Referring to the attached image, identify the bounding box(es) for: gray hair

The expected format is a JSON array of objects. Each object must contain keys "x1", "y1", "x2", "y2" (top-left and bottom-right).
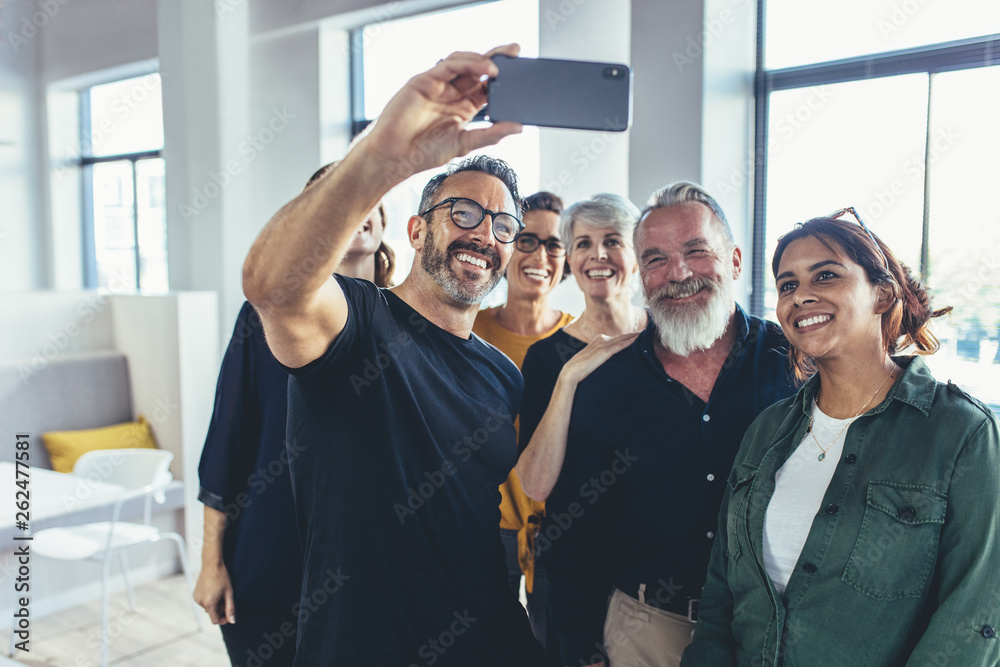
[
  {"x1": 561, "y1": 193, "x2": 641, "y2": 254},
  {"x1": 638, "y1": 181, "x2": 734, "y2": 246}
]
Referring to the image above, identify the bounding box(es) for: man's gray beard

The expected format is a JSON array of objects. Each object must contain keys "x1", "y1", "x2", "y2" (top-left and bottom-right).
[
  {"x1": 420, "y1": 224, "x2": 502, "y2": 305},
  {"x1": 646, "y1": 275, "x2": 733, "y2": 356}
]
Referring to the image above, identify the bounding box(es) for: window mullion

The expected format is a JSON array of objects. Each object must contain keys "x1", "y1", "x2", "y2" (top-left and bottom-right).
[
  {"x1": 919, "y1": 74, "x2": 934, "y2": 284},
  {"x1": 131, "y1": 159, "x2": 141, "y2": 291}
]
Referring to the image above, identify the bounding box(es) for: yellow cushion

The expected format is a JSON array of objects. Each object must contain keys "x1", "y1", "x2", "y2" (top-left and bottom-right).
[{"x1": 42, "y1": 416, "x2": 158, "y2": 473}]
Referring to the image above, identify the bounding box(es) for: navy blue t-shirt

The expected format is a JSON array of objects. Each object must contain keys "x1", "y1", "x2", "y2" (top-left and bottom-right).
[
  {"x1": 198, "y1": 301, "x2": 303, "y2": 607},
  {"x1": 285, "y1": 276, "x2": 546, "y2": 666}
]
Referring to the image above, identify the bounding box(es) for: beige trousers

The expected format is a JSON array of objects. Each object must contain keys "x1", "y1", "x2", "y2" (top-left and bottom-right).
[{"x1": 603, "y1": 588, "x2": 696, "y2": 667}]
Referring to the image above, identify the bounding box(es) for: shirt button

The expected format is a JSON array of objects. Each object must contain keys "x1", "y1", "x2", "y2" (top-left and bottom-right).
[
  {"x1": 982, "y1": 625, "x2": 996, "y2": 639},
  {"x1": 802, "y1": 563, "x2": 818, "y2": 574},
  {"x1": 706, "y1": 474, "x2": 715, "y2": 482},
  {"x1": 702, "y1": 414, "x2": 711, "y2": 422},
  {"x1": 706, "y1": 531, "x2": 715, "y2": 539},
  {"x1": 825, "y1": 504, "x2": 839, "y2": 515},
  {"x1": 844, "y1": 454, "x2": 857, "y2": 464},
  {"x1": 899, "y1": 506, "x2": 916, "y2": 521}
]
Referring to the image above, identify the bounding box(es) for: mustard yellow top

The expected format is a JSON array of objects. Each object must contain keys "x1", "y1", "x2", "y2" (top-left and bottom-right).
[{"x1": 473, "y1": 307, "x2": 575, "y2": 592}]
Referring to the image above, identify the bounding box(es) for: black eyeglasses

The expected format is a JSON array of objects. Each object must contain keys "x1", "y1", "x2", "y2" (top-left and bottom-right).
[
  {"x1": 828, "y1": 206, "x2": 890, "y2": 271},
  {"x1": 515, "y1": 233, "x2": 567, "y2": 257},
  {"x1": 419, "y1": 197, "x2": 524, "y2": 244}
]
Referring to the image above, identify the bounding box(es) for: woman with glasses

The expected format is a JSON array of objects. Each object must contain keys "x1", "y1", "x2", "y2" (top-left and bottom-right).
[
  {"x1": 194, "y1": 162, "x2": 395, "y2": 667},
  {"x1": 516, "y1": 193, "x2": 647, "y2": 504},
  {"x1": 471, "y1": 191, "x2": 574, "y2": 664},
  {"x1": 682, "y1": 213, "x2": 1000, "y2": 666}
]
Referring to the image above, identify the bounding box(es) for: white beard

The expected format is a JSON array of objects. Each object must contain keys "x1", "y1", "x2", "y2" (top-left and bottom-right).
[{"x1": 645, "y1": 275, "x2": 733, "y2": 356}]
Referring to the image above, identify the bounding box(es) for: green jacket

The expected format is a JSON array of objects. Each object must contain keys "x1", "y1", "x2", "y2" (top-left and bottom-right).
[{"x1": 682, "y1": 356, "x2": 1000, "y2": 666}]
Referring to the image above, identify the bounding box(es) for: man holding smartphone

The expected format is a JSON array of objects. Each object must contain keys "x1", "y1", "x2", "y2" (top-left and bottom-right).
[{"x1": 242, "y1": 45, "x2": 546, "y2": 666}]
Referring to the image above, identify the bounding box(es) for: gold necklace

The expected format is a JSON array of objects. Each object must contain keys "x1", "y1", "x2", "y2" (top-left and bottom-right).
[{"x1": 808, "y1": 370, "x2": 895, "y2": 462}]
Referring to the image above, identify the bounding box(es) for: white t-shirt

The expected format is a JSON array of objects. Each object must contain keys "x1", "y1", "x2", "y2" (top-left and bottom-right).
[{"x1": 763, "y1": 400, "x2": 854, "y2": 596}]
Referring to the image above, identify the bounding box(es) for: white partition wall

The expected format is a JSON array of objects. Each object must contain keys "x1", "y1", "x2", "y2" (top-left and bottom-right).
[{"x1": 110, "y1": 292, "x2": 219, "y2": 554}]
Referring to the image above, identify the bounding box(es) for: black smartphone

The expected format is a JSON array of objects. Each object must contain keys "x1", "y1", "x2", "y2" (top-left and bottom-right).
[{"x1": 486, "y1": 55, "x2": 632, "y2": 132}]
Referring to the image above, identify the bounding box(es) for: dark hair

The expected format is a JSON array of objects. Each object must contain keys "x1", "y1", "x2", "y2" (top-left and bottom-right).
[
  {"x1": 305, "y1": 161, "x2": 396, "y2": 288},
  {"x1": 523, "y1": 191, "x2": 563, "y2": 215},
  {"x1": 519, "y1": 191, "x2": 569, "y2": 282},
  {"x1": 772, "y1": 217, "x2": 952, "y2": 382},
  {"x1": 418, "y1": 155, "x2": 522, "y2": 219}
]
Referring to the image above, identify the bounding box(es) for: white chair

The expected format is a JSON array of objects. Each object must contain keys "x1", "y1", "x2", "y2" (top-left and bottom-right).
[{"x1": 22, "y1": 449, "x2": 201, "y2": 666}]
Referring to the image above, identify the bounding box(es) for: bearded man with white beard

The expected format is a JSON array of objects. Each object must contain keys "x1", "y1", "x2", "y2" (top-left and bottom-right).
[{"x1": 543, "y1": 182, "x2": 797, "y2": 667}]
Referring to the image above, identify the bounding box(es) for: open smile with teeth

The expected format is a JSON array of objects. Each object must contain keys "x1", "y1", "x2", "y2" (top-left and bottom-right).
[
  {"x1": 797, "y1": 314, "x2": 832, "y2": 328},
  {"x1": 455, "y1": 253, "x2": 488, "y2": 270},
  {"x1": 523, "y1": 268, "x2": 550, "y2": 280},
  {"x1": 665, "y1": 285, "x2": 704, "y2": 299},
  {"x1": 586, "y1": 269, "x2": 615, "y2": 279}
]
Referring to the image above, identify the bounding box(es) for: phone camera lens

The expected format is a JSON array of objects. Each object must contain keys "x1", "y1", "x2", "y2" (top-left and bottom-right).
[{"x1": 604, "y1": 67, "x2": 624, "y2": 79}]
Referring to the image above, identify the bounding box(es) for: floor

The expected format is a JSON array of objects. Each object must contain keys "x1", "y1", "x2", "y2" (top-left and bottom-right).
[{"x1": 7, "y1": 575, "x2": 229, "y2": 666}]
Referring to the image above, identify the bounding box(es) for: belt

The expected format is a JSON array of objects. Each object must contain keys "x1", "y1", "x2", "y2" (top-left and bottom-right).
[{"x1": 620, "y1": 582, "x2": 699, "y2": 623}]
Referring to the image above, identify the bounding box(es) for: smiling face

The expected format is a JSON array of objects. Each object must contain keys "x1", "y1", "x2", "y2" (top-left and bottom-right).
[
  {"x1": 636, "y1": 202, "x2": 740, "y2": 355},
  {"x1": 775, "y1": 234, "x2": 888, "y2": 362},
  {"x1": 506, "y1": 209, "x2": 564, "y2": 300},
  {"x1": 566, "y1": 220, "x2": 637, "y2": 302},
  {"x1": 415, "y1": 170, "x2": 517, "y2": 305}
]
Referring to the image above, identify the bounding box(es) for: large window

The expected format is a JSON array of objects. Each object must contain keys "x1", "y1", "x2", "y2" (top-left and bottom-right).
[
  {"x1": 81, "y1": 73, "x2": 167, "y2": 292},
  {"x1": 351, "y1": 0, "x2": 540, "y2": 297},
  {"x1": 755, "y1": 4, "x2": 1000, "y2": 408}
]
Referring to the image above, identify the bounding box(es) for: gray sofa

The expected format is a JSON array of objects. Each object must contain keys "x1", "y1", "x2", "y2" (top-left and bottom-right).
[{"x1": 0, "y1": 350, "x2": 184, "y2": 543}]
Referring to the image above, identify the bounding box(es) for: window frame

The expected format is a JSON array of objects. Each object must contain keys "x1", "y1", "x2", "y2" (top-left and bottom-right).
[
  {"x1": 750, "y1": 18, "x2": 1000, "y2": 315},
  {"x1": 78, "y1": 78, "x2": 165, "y2": 290}
]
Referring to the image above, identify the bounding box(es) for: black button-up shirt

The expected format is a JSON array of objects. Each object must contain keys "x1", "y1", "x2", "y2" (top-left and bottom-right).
[{"x1": 545, "y1": 306, "x2": 795, "y2": 664}]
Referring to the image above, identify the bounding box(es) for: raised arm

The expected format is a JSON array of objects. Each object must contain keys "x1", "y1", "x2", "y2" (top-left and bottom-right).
[
  {"x1": 516, "y1": 332, "x2": 638, "y2": 501},
  {"x1": 242, "y1": 46, "x2": 523, "y2": 368}
]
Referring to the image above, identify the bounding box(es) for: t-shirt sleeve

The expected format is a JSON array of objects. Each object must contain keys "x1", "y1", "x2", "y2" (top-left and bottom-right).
[
  {"x1": 198, "y1": 302, "x2": 260, "y2": 511},
  {"x1": 282, "y1": 274, "x2": 379, "y2": 381},
  {"x1": 518, "y1": 339, "x2": 563, "y2": 456}
]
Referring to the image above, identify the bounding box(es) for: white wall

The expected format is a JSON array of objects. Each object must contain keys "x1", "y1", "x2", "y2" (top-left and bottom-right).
[
  {"x1": 9, "y1": 0, "x2": 758, "y2": 322},
  {"x1": 0, "y1": 0, "x2": 45, "y2": 291}
]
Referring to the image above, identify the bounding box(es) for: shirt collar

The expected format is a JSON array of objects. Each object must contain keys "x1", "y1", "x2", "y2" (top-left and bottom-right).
[{"x1": 795, "y1": 354, "x2": 938, "y2": 420}]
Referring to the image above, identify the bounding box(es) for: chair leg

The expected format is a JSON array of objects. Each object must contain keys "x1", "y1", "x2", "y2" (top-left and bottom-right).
[
  {"x1": 101, "y1": 555, "x2": 112, "y2": 667},
  {"x1": 165, "y1": 532, "x2": 203, "y2": 630},
  {"x1": 119, "y1": 551, "x2": 136, "y2": 612}
]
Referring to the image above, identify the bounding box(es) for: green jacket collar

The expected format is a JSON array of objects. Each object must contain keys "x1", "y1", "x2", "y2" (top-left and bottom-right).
[{"x1": 793, "y1": 355, "x2": 938, "y2": 423}]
